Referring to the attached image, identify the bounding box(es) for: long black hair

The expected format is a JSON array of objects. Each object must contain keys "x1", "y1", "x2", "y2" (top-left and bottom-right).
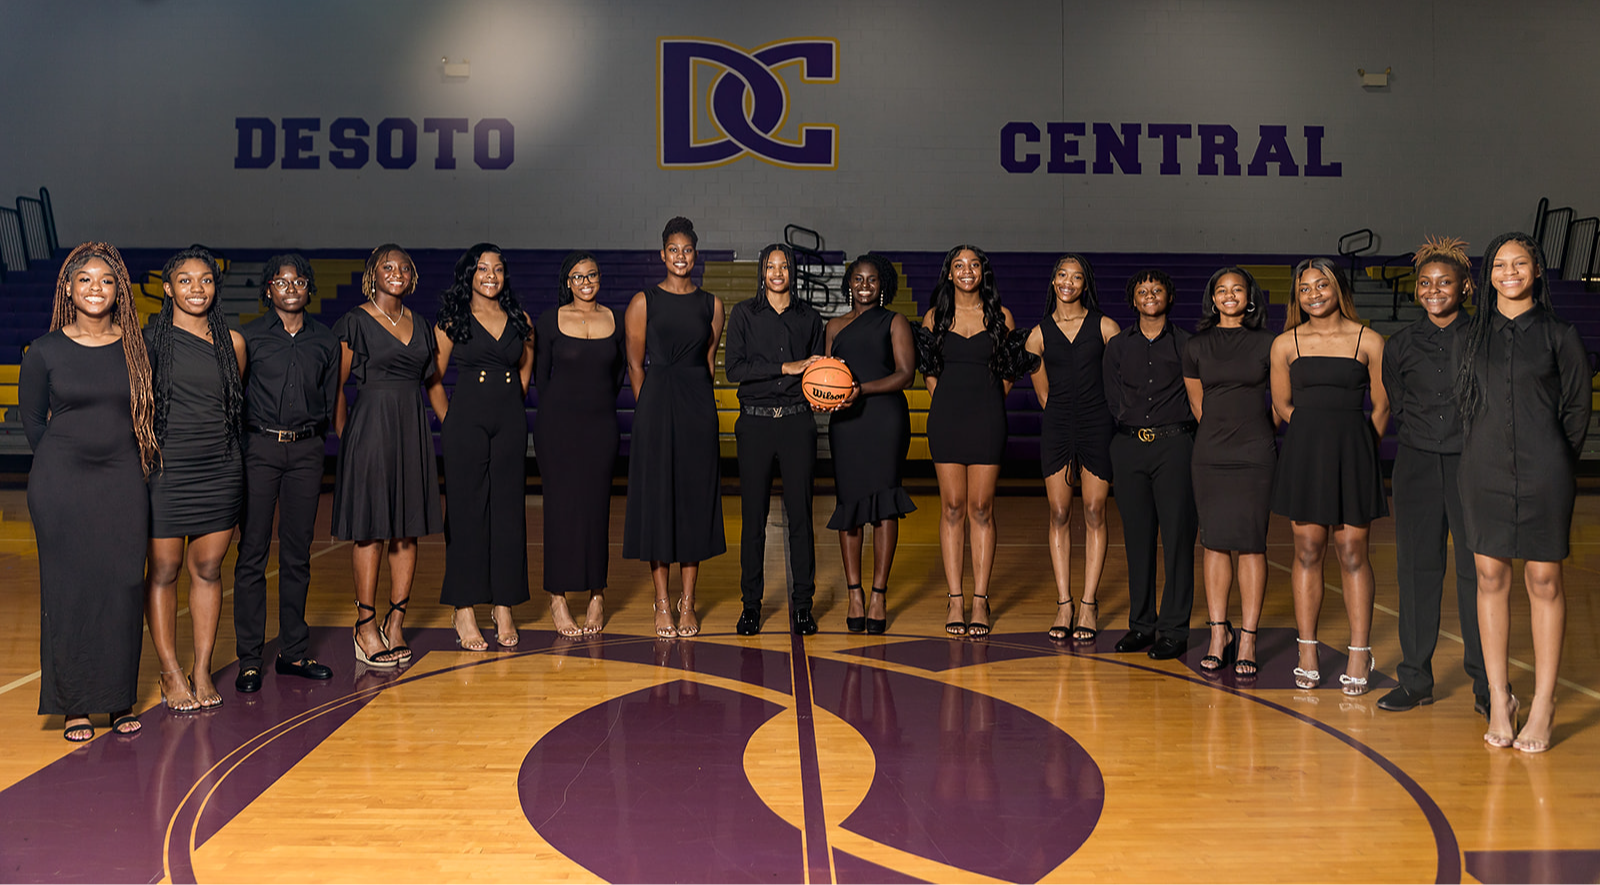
[
  {"x1": 259, "y1": 253, "x2": 316, "y2": 306},
  {"x1": 1454, "y1": 232, "x2": 1553, "y2": 425},
  {"x1": 1048, "y1": 253, "x2": 1099, "y2": 320},
  {"x1": 437, "y1": 242, "x2": 529, "y2": 344},
  {"x1": 1198, "y1": 266, "x2": 1267, "y2": 331},
  {"x1": 844, "y1": 253, "x2": 898, "y2": 307},
  {"x1": 757, "y1": 243, "x2": 795, "y2": 297},
  {"x1": 929, "y1": 244, "x2": 1008, "y2": 376},
  {"x1": 557, "y1": 250, "x2": 599, "y2": 306},
  {"x1": 150, "y1": 246, "x2": 243, "y2": 455}
]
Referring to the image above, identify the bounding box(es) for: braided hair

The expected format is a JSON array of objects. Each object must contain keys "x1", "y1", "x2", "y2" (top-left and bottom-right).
[
  {"x1": 756, "y1": 243, "x2": 795, "y2": 296},
  {"x1": 1411, "y1": 236, "x2": 1475, "y2": 307},
  {"x1": 51, "y1": 242, "x2": 160, "y2": 475},
  {"x1": 929, "y1": 245, "x2": 1008, "y2": 377},
  {"x1": 557, "y1": 250, "x2": 600, "y2": 306},
  {"x1": 437, "y1": 243, "x2": 529, "y2": 344},
  {"x1": 362, "y1": 243, "x2": 418, "y2": 300},
  {"x1": 1454, "y1": 232, "x2": 1552, "y2": 426},
  {"x1": 149, "y1": 247, "x2": 243, "y2": 456}
]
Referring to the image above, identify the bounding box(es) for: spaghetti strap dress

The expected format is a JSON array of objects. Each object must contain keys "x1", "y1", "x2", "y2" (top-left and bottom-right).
[
  {"x1": 145, "y1": 325, "x2": 243, "y2": 537},
  {"x1": 622, "y1": 286, "x2": 726, "y2": 563},
  {"x1": 332, "y1": 308, "x2": 444, "y2": 541},
  {"x1": 926, "y1": 331, "x2": 1006, "y2": 465},
  {"x1": 826, "y1": 306, "x2": 915, "y2": 530},
  {"x1": 1271, "y1": 327, "x2": 1388, "y2": 526},
  {"x1": 1184, "y1": 325, "x2": 1276, "y2": 552},
  {"x1": 1038, "y1": 311, "x2": 1114, "y2": 482}
]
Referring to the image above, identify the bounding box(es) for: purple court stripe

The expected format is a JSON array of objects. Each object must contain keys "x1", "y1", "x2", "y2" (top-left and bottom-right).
[{"x1": 790, "y1": 613, "x2": 833, "y2": 883}]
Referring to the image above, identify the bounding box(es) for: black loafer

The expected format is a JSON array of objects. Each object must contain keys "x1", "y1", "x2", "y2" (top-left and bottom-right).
[
  {"x1": 235, "y1": 667, "x2": 263, "y2": 694},
  {"x1": 1114, "y1": 630, "x2": 1155, "y2": 654},
  {"x1": 1148, "y1": 636, "x2": 1187, "y2": 660},
  {"x1": 735, "y1": 607, "x2": 762, "y2": 636},
  {"x1": 275, "y1": 657, "x2": 334, "y2": 680},
  {"x1": 792, "y1": 607, "x2": 818, "y2": 636},
  {"x1": 1377, "y1": 685, "x2": 1435, "y2": 712}
]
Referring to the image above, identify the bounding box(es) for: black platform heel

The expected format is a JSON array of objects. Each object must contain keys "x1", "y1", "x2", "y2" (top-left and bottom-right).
[
  {"x1": 354, "y1": 601, "x2": 401, "y2": 668},
  {"x1": 381, "y1": 596, "x2": 413, "y2": 661},
  {"x1": 865, "y1": 587, "x2": 888, "y2": 635},
  {"x1": 845, "y1": 583, "x2": 865, "y2": 633}
]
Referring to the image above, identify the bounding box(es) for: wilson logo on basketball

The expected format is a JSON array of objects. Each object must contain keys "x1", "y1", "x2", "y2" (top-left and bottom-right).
[{"x1": 801, "y1": 358, "x2": 853, "y2": 408}]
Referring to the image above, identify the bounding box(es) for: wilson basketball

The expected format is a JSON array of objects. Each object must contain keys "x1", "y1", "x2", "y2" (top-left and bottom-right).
[{"x1": 801, "y1": 357, "x2": 854, "y2": 408}]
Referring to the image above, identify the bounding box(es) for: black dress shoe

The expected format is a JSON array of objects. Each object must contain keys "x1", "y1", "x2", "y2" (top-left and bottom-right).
[
  {"x1": 736, "y1": 607, "x2": 762, "y2": 636},
  {"x1": 1474, "y1": 696, "x2": 1491, "y2": 720},
  {"x1": 792, "y1": 607, "x2": 818, "y2": 636},
  {"x1": 1114, "y1": 630, "x2": 1155, "y2": 653},
  {"x1": 1148, "y1": 636, "x2": 1187, "y2": 660},
  {"x1": 275, "y1": 657, "x2": 334, "y2": 680},
  {"x1": 1377, "y1": 685, "x2": 1435, "y2": 712},
  {"x1": 235, "y1": 667, "x2": 263, "y2": 693}
]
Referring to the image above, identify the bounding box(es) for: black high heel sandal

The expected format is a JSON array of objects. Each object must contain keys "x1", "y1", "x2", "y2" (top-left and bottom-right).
[
  {"x1": 967, "y1": 594, "x2": 992, "y2": 638},
  {"x1": 1071, "y1": 599, "x2": 1099, "y2": 642},
  {"x1": 945, "y1": 593, "x2": 967, "y2": 636},
  {"x1": 1234, "y1": 626, "x2": 1259, "y2": 677},
  {"x1": 865, "y1": 587, "x2": 888, "y2": 635},
  {"x1": 1047, "y1": 599, "x2": 1073, "y2": 641},
  {"x1": 381, "y1": 596, "x2": 413, "y2": 661},
  {"x1": 845, "y1": 583, "x2": 865, "y2": 633},
  {"x1": 354, "y1": 601, "x2": 402, "y2": 668},
  {"x1": 1200, "y1": 620, "x2": 1236, "y2": 671}
]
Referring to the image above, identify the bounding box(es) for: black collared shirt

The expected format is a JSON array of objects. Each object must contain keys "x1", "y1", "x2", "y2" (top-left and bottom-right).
[
  {"x1": 1382, "y1": 311, "x2": 1469, "y2": 453},
  {"x1": 1103, "y1": 320, "x2": 1194, "y2": 427},
  {"x1": 240, "y1": 310, "x2": 341, "y2": 430},
  {"x1": 724, "y1": 292, "x2": 825, "y2": 408}
]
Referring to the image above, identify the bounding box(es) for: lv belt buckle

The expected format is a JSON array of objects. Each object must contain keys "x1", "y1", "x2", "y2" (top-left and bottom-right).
[
  {"x1": 1137, "y1": 427, "x2": 1156, "y2": 443},
  {"x1": 275, "y1": 429, "x2": 295, "y2": 442}
]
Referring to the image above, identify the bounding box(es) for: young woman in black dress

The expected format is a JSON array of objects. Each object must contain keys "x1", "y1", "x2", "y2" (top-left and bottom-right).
[
  {"x1": 21, "y1": 243, "x2": 160, "y2": 741},
  {"x1": 143, "y1": 247, "x2": 247, "y2": 710},
  {"x1": 334, "y1": 244, "x2": 445, "y2": 667},
  {"x1": 1456, "y1": 233, "x2": 1589, "y2": 753},
  {"x1": 435, "y1": 243, "x2": 533, "y2": 650},
  {"x1": 825, "y1": 254, "x2": 916, "y2": 634},
  {"x1": 1183, "y1": 267, "x2": 1277, "y2": 675},
  {"x1": 1025, "y1": 254, "x2": 1119, "y2": 642},
  {"x1": 623, "y1": 217, "x2": 726, "y2": 638},
  {"x1": 1269, "y1": 259, "x2": 1388, "y2": 694},
  {"x1": 536, "y1": 251, "x2": 626, "y2": 636},
  {"x1": 919, "y1": 246, "x2": 1025, "y2": 637}
]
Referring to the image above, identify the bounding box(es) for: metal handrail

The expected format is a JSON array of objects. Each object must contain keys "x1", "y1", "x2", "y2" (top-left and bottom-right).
[
  {"x1": 16, "y1": 194, "x2": 51, "y2": 263},
  {"x1": 1540, "y1": 205, "x2": 1574, "y2": 279},
  {"x1": 1533, "y1": 197, "x2": 1550, "y2": 244},
  {"x1": 1337, "y1": 228, "x2": 1376, "y2": 281},
  {"x1": 783, "y1": 223, "x2": 837, "y2": 309},
  {"x1": 1565, "y1": 216, "x2": 1598, "y2": 282},
  {"x1": 1376, "y1": 252, "x2": 1417, "y2": 321},
  {"x1": 39, "y1": 187, "x2": 57, "y2": 255},
  {"x1": 0, "y1": 206, "x2": 26, "y2": 283}
]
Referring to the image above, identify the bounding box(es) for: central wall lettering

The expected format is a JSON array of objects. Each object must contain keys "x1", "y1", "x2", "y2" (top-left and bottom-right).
[{"x1": 1000, "y1": 122, "x2": 1341, "y2": 177}]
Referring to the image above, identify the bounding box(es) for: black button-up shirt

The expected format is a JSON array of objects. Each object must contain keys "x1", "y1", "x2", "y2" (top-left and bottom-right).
[
  {"x1": 1382, "y1": 311, "x2": 1469, "y2": 454},
  {"x1": 240, "y1": 310, "x2": 341, "y2": 431},
  {"x1": 1103, "y1": 320, "x2": 1194, "y2": 427},
  {"x1": 724, "y1": 292, "x2": 825, "y2": 408}
]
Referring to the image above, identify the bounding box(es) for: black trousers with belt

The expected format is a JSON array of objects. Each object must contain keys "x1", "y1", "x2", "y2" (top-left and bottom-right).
[
  {"x1": 1392, "y1": 444, "x2": 1488, "y2": 700},
  {"x1": 736, "y1": 411, "x2": 817, "y2": 610},
  {"x1": 233, "y1": 433, "x2": 325, "y2": 669},
  {"x1": 1109, "y1": 431, "x2": 1198, "y2": 638}
]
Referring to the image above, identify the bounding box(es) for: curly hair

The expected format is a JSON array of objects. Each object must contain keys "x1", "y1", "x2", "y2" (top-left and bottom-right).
[
  {"x1": 929, "y1": 244, "x2": 1008, "y2": 377},
  {"x1": 1283, "y1": 258, "x2": 1358, "y2": 330},
  {"x1": 1412, "y1": 236, "x2": 1475, "y2": 307},
  {"x1": 1047, "y1": 253, "x2": 1099, "y2": 320},
  {"x1": 1197, "y1": 266, "x2": 1267, "y2": 331},
  {"x1": 51, "y1": 242, "x2": 161, "y2": 475},
  {"x1": 362, "y1": 243, "x2": 418, "y2": 300},
  {"x1": 260, "y1": 253, "x2": 316, "y2": 306},
  {"x1": 844, "y1": 253, "x2": 899, "y2": 306},
  {"x1": 1455, "y1": 232, "x2": 1553, "y2": 426},
  {"x1": 149, "y1": 246, "x2": 243, "y2": 456},
  {"x1": 437, "y1": 243, "x2": 529, "y2": 344},
  {"x1": 557, "y1": 250, "x2": 600, "y2": 306}
]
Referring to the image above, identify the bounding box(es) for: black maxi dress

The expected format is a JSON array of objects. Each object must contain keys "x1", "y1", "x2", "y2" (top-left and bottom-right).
[
  {"x1": 1271, "y1": 328, "x2": 1388, "y2": 527},
  {"x1": 332, "y1": 309, "x2": 445, "y2": 540},
  {"x1": 20, "y1": 332, "x2": 146, "y2": 715},
  {"x1": 1183, "y1": 326, "x2": 1277, "y2": 552},
  {"x1": 534, "y1": 306, "x2": 625, "y2": 592},
  {"x1": 622, "y1": 286, "x2": 726, "y2": 563},
  {"x1": 826, "y1": 306, "x2": 915, "y2": 530},
  {"x1": 1038, "y1": 311, "x2": 1114, "y2": 482},
  {"x1": 439, "y1": 315, "x2": 530, "y2": 607},
  {"x1": 926, "y1": 331, "x2": 1007, "y2": 465},
  {"x1": 145, "y1": 326, "x2": 243, "y2": 537},
  {"x1": 1459, "y1": 306, "x2": 1590, "y2": 561}
]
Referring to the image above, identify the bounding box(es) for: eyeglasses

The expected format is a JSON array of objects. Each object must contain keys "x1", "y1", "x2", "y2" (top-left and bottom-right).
[
  {"x1": 568, "y1": 272, "x2": 600, "y2": 284},
  {"x1": 270, "y1": 278, "x2": 310, "y2": 292}
]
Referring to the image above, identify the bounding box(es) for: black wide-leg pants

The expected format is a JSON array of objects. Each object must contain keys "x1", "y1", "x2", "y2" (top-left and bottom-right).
[
  {"x1": 234, "y1": 434, "x2": 324, "y2": 669},
  {"x1": 1109, "y1": 432, "x2": 1198, "y2": 639},
  {"x1": 736, "y1": 411, "x2": 817, "y2": 610}
]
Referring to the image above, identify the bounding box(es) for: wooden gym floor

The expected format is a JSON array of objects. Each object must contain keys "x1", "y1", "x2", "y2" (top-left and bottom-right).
[{"x1": 0, "y1": 487, "x2": 1596, "y2": 884}]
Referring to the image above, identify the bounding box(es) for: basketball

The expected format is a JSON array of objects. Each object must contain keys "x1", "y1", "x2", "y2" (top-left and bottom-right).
[{"x1": 801, "y1": 357, "x2": 854, "y2": 408}]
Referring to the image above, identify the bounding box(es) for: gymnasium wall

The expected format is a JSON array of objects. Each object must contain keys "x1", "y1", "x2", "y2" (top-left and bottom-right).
[{"x1": 1, "y1": 0, "x2": 1595, "y2": 257}]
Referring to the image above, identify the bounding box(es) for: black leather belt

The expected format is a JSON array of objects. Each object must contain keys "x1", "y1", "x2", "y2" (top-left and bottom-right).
[
  {"x1": 250, "y1": 424, "x2": 321, "y2": 442},
  {"x1": 741, "y1": 404, "x2": 811, "y2": 418},
  {"x1": 1118, "y1": 421, "x2": 1197, "y2": 442}
]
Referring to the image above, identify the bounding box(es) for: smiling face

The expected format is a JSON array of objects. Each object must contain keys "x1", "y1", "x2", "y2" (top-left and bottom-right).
[
  {"x1": 950, "y1": 250, "x2": 982, "y2": 294},
  {"x1": 1490, "y1": 240, "x2": 1539, "y2": 304},
  {"x1": 471, "y1": 251, "x2": 505, "y2": 301},
  {"x1": 1415, "y1": 261, "x2": 1465, "y2": 319},
  {"x1": 164, "y1": 258, "x2": 216, "y2": 318},
  {"x1": 1052, "y1": 259, "x2": 1085, "y2": 307},
  {"x1": 267, "y1": 265, "x2": 311, "y2": 313},
  {"x1": 763, "y1": 250, "x2": 791, "y2": 296},
  {"x1": 70, "y1": 258, "x2": 118, "y2": 320},
  {"x1": 566, "y1": 259, "x2": 600, "y2": 303},
  {"x1": 849, "y1": 262, "x2": 881, "y2": 308},
  {"x1": 1132, "y1": 278, "x2": 1171, "y2": 319},
  {"x1": 1295, "y1": 267, "x2": 1340, "y2": 319},
  {"x1": 661, "y1": 233, "x2": 696, "y2": 278},
  {"x1": 375, "y1": 251, "x2": 415, "y2": 298},
  {"x1": 1212, "y1": 272, "x2": 1249, "y2": 320}
]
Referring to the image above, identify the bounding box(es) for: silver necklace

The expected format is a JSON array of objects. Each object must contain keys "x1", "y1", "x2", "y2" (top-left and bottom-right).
[{"x1": 371, "y1": 301, "x2": 403, "y2": 326}]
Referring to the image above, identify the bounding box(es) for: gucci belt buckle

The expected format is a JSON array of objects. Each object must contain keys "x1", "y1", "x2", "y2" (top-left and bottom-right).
[{"x1": 1137, "y1": 427, "x2": 1156, "y2": 443}]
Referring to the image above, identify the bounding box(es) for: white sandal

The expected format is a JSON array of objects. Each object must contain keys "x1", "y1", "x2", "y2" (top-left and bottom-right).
[
  {"x1": 1340, "y1": 645, "x2": 1375, "y2": 696},
  {"x1": 1293, "y1": 637, "x2": 1321, "y2": 689}
]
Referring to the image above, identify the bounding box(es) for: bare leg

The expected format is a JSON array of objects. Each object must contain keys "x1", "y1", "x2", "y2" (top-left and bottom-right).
[
  {"x1": 351, "y1": 541, "x2": 399, "y2": 662},
  {"x1": 1237, "y1": 552, "x2": 1267, "y2": 669},
  {"x1": 549, "y1": 594, "x2": 582, "y2": 636},
  {"x1": 966, "y1": 464, "x2": 1001, "y2": 635},
  {"x1": 492, "y1": 604, "x2": 519, "y2": 646},
  {"x1": 145, "y1": 537, "x2": 199, "y2": 710},
  {"x1": 677, "y1": 562, "x2": 700, "y2": 636},
  {"x1": 583, "y1": 591, "x2": 606, "y2": 634},
  {"x1": 1044, "y1": 468, "x2": 1076, "y2": 634},
  {"x1": 453, "y1": 605, "x2": 488, "y2": 650},
  {"x1": 840, "y1": 527, "x2": 865, "y2": 621},
  {"x1": 868, "y1": 519, "x2": 898, "y2": 622},
  {"x1": 934, "y1": 463, "x2": 970, "y2": 631},
  {"x1": 381, "y1": 538, "x2": 418, "y2": 650},
  {"x1": 183, "y1": 529, "x2": 235, "y2": 707},
  {"x1": 1078, "y1": 471, "x2": 1112, "y2": 637},
  {"x1": 1331, "y1": 523, "x2": 1375, "y2": 688},
  {"x1": 1517, "y1": 560, "x2": 1565, "y2": 751},
  {"x1": 1476, "y1": 553, "x2": 1516, "y2": 745},
  {"x1": 1290, "y1": 521, "x2": 1330, "y2": 680},
  {"x1": 1201, "y1": 547, "x2": 1234, "y2": 665}
]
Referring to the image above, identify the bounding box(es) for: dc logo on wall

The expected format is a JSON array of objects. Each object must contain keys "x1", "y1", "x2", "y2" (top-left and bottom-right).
[{"x1": 658, "y1": 37, "x2": 838, "y2": 170}]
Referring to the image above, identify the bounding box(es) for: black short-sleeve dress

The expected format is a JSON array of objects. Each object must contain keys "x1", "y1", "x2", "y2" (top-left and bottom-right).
[
  {"x1": 1271, "y1": 327, "x2": 1388, "y2": 527},
  {"x1": 1038, "y1": 311, "x2": 1114, "y2": 482},
  {"x1": 145, "y1": 325, "x2": 243, "y2": 537},
  {"x1": 826, "y1": 306, "x2": 915, "y2": 530},
  {"x1": 1183, "y1": 325, "x2": 1276, "y2": 552}
]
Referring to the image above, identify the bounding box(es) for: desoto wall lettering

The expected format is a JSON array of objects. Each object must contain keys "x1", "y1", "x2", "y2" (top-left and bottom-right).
[{"x1": 234, "y1": 117, "x2": 516, "y2": 170}]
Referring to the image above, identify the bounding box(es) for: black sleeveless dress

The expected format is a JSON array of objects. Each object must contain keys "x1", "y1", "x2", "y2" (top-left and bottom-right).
[
  {"x1": 826, "y1": 306, "x2": 915, "y2": 530},
  {"x1": 1184, "y1": 326, "x2": 1276, "y2": 552},
  {"x1": 622, "y1": 286, "x2": 726, "y2": 563},
  {"x1": 332, "y1": 308, "x2": 445, "y2": 540},
  {"x1": 1038, "y1": 311, "x2": 1114, "y2": 482},
  {"x1": 1271, "y1": 328, "x2": 1388, "y2": 526},
  {"x1": 146, "y1": 325, "x2": 243, "y2": 537},
  {"x1": 927, "y1": 331, "x2": 1006, "y2": 465},
  {"x1": 535, "y1": 306, "x2": 625, "y2": 592},
  {"x1": 439, "y1": 313, "x2": 530, "y2": 607}
]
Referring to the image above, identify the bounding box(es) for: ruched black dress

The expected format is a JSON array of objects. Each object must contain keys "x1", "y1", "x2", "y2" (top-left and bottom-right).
[
  {"x1": 927, "y1": 331, "x2": 1006, "y2": 465},
  {"x1": 535, "y1": 306, "x2": 625, "y2": 592},
  {"x1": 1184, "y1": 326, "x2": 1276, "y2": 552},
  {"x1": 826, "y1": 306, "x2": 915, "y2": 530},
  {"x1": 21, "y1": 332, "x2": 146, "y2": 715},
  {"x1": 332, "y1": 308, "x2": 444, "y2": 540},
  {"x1": 622, "y1": 286, "x2": 726, "y2": 563},
  {"x1": 1038, "y1": 311, "x2": 1114, "y2": 482},
  {"x1": 1271, "y1": 328, "x2": 1388, "y2": 527},
  {"x1": 439, "y1": 314, "x2": 530, "y2": 607},
  {"x1": 146, "y1": 326, "x2": 243, "y2": 537}
]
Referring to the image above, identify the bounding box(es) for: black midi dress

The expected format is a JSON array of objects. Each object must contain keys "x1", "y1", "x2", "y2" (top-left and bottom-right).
[
  {"x1": 926, "y1": 331, "x2": 1007, "y2": 465},
  {"x1": 1038, "y1": 311, "x2": 1114, "y2": 482},
  {"x1": 439, "y1": 314, "x2": 530, "y2": 607},
  {"x1": 20, "y1": 332, "x2": 147, "y2": 715},
  {"x1": 534, "y1": 306, "x2": 625, "y2": 592},
  {"x1": 1183, "y1": 325, "x2": 1276, "y2": 552},
  {"x1": 622, "y1": 286, "x2": 726, "y2": 563},
  {"x1": 146, "y1": 326, "x2": 243, "y2": 537},
  {"x1": 332, "y1": 308, "x2": 444, "y2": 541},
  {"x1": 826, "y1": 306, "x2": 915, "y2": 530},
  {"x1": 1271, "y1": 328, "x2": 1388, "y2": 527}
]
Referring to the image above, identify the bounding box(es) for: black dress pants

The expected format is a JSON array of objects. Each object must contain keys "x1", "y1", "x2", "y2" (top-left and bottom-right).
[
  {"x1": 1109, "y1": 432, "x2": 1198, "y2": 638},
  {"x1": 1392, "y1": 444, "x2": 1488, "y2": 699},
  {"x1": 234, "y1": 433, "x2": 324, "y2": 669},
  {"x1": 736, "y1": 411, "x2": 817, "y2": 609}
]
